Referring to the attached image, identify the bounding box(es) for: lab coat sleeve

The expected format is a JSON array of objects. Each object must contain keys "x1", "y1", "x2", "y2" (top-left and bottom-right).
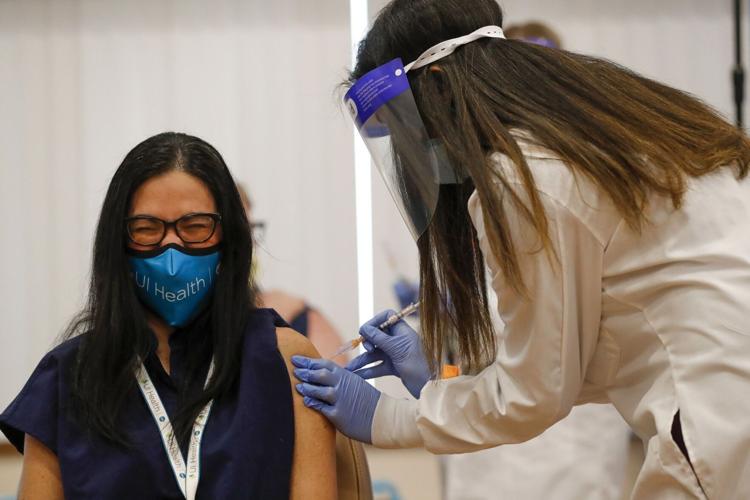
[{"x1": 371, "y1": 184, "x2": 605, "y2": 453}]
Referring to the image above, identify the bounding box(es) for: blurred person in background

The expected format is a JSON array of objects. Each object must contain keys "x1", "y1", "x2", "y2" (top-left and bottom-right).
[
  {"x1": 504, "y1": 20, "x2": 562, "y2": 49},
  {"x1": 237, "y1": 183, "x2": 348, "y2": 365}
]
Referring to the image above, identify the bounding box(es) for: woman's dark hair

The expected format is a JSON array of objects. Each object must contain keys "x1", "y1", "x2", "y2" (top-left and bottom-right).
[
  {"x1": 64, "y1": 132, "x2": 255, "y2": 447},
  {"x1": 350, "y1": 0, "x2": 750, "y2": 373}
]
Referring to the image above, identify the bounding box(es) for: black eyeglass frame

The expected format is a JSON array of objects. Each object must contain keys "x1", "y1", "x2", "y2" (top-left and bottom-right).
[{"x1": 124, "y1": 212, "x2": 222, "y2": 247}]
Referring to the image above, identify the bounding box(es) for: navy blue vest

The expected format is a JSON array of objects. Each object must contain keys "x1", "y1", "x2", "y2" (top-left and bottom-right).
[{"x1": 0, "y1": 308, "x2": 294, "y2": 499}]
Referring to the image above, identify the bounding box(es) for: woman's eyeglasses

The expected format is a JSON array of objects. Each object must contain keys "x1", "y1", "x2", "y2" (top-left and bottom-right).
[{"x1": 125, "y1": 212, "x2": 222, "y2": 246}]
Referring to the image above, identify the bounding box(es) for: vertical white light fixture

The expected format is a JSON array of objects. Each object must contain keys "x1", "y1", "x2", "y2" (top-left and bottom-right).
[{"x1": 350, "y1": 0, "x2": 373, "y2": 326}]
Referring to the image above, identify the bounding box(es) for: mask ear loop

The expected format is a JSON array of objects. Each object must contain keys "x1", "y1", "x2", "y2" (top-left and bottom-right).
[{"x1": 404, "y1": 25, "x2": 506, "y2": 73}]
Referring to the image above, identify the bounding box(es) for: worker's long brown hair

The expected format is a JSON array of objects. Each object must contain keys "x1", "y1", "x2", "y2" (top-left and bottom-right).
[{"x1": 350, "y1": 0, "x2": 750, "y2": 373}]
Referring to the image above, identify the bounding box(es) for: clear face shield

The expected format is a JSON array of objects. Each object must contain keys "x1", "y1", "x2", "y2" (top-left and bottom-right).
[{"x1": 344, "y1": 26, "x2": 505, "y2": 240}]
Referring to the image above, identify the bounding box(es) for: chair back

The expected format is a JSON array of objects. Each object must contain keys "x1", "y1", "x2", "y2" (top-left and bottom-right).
[{"x1": 336, "y1": 433, "x2": 373, "y2": 500}]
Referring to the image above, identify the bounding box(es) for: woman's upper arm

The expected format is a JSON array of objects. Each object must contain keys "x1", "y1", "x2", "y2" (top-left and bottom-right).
[
  {"x1": 19, "y1": 433, "x2": 64, "y2": 500},
  {"x1": 276, "y1": 327, "x2": 337, "y2": 500}
]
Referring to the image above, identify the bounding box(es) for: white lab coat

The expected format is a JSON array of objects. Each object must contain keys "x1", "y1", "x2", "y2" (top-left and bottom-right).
[
  {"x1": 371, "y1": 137, "x2": 750, "y2": 499},
  {"x1": 443, "y1": 286, "x2": 632, "y2": 500},
  {"x1": 443, "y1": 403, "x2": 631, "y2": 500}
]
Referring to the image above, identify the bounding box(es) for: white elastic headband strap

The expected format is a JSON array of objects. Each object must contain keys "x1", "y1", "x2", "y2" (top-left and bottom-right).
[{"x1": 404, "y1": 25, "x2": 505, "y2": 73}]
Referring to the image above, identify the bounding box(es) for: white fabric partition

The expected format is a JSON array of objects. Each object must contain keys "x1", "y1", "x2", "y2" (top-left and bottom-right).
[{"x1": 0, "y1": 0, "x2": 356, "y2": 409}]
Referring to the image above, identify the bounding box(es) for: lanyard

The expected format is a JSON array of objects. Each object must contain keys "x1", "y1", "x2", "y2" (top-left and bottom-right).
[{"x1": 135, "y1": 359, "x2": 215, "y2": 500}]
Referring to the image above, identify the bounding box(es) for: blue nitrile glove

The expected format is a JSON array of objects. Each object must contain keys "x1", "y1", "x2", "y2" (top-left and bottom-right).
[
  {"x1": 346, "y1": 310, "x2": 432, "y2": 399},
  {"x1": 292, "y1": 356, "x2": 381, "y2": 444},
  {"x1": 393, "y1": 278, "x2": 420, "y2": 310}
]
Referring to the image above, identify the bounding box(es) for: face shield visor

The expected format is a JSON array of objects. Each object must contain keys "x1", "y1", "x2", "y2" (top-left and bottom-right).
[{"x1": 344, "y1": 26, "x2": 505, "y2": 240}]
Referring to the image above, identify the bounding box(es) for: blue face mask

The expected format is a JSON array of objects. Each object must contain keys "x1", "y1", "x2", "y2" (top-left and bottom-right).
[{"x1": 128, "y1": 244, "x2": 221, "y2": 328}]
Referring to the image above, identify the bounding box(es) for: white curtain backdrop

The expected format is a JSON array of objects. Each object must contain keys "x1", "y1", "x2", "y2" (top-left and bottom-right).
[{"x1": 0, "y1": 0, "x2": 356, "y2": 409}]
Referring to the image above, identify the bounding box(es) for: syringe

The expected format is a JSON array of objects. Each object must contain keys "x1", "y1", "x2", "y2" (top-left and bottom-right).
[{"x1": 333, "y1": 302, "x2": 420, "y2": 357}]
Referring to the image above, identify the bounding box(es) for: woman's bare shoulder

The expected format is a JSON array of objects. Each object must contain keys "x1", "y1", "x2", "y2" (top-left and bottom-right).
[
  {"x1": 274, "y1": 327, "x2": 337, "y2": 498},
  {"x1": 275, "y1": 327, "x2": 318, "y2": 358}
]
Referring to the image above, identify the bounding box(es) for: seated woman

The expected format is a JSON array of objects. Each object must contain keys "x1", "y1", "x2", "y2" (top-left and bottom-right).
[{"x1": 0, "y1": 132, "x2": 336, "y2": 499}]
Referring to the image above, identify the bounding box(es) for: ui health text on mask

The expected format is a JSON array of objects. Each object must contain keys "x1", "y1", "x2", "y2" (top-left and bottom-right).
[
  {"x1": 128, "y1": 246, "x2": 221, "y2": 327},
  {"x1": 133, "y1": 272, "x2": 209, "y2": 303}
]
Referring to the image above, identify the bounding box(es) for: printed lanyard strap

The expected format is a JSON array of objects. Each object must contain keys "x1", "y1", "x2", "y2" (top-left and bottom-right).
[{"x1": 136, "y1": 360, "x2": 215, "y2": 500}]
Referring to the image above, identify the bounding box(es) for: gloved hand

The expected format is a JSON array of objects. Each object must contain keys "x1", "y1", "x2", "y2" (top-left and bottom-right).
[
  {"x1": 292, "y1": 356, "x2": 380, "y2": 444},
  {"x1": 346, "y1": 310, "x2": 432, "y2": 399}
]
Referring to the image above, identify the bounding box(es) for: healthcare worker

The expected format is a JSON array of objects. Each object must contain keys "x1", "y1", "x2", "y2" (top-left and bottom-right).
[
  {"x1": 442, "y1": 22, "x2": 632, "y2": 500},
  {"x1": 293, "y1": 0, "x2": 750, "y2": 498}
]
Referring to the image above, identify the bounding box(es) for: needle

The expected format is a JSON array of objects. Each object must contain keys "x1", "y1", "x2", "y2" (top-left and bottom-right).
[{"x1": 332, "y1": 302, "x2": 420, "y2": 357}]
